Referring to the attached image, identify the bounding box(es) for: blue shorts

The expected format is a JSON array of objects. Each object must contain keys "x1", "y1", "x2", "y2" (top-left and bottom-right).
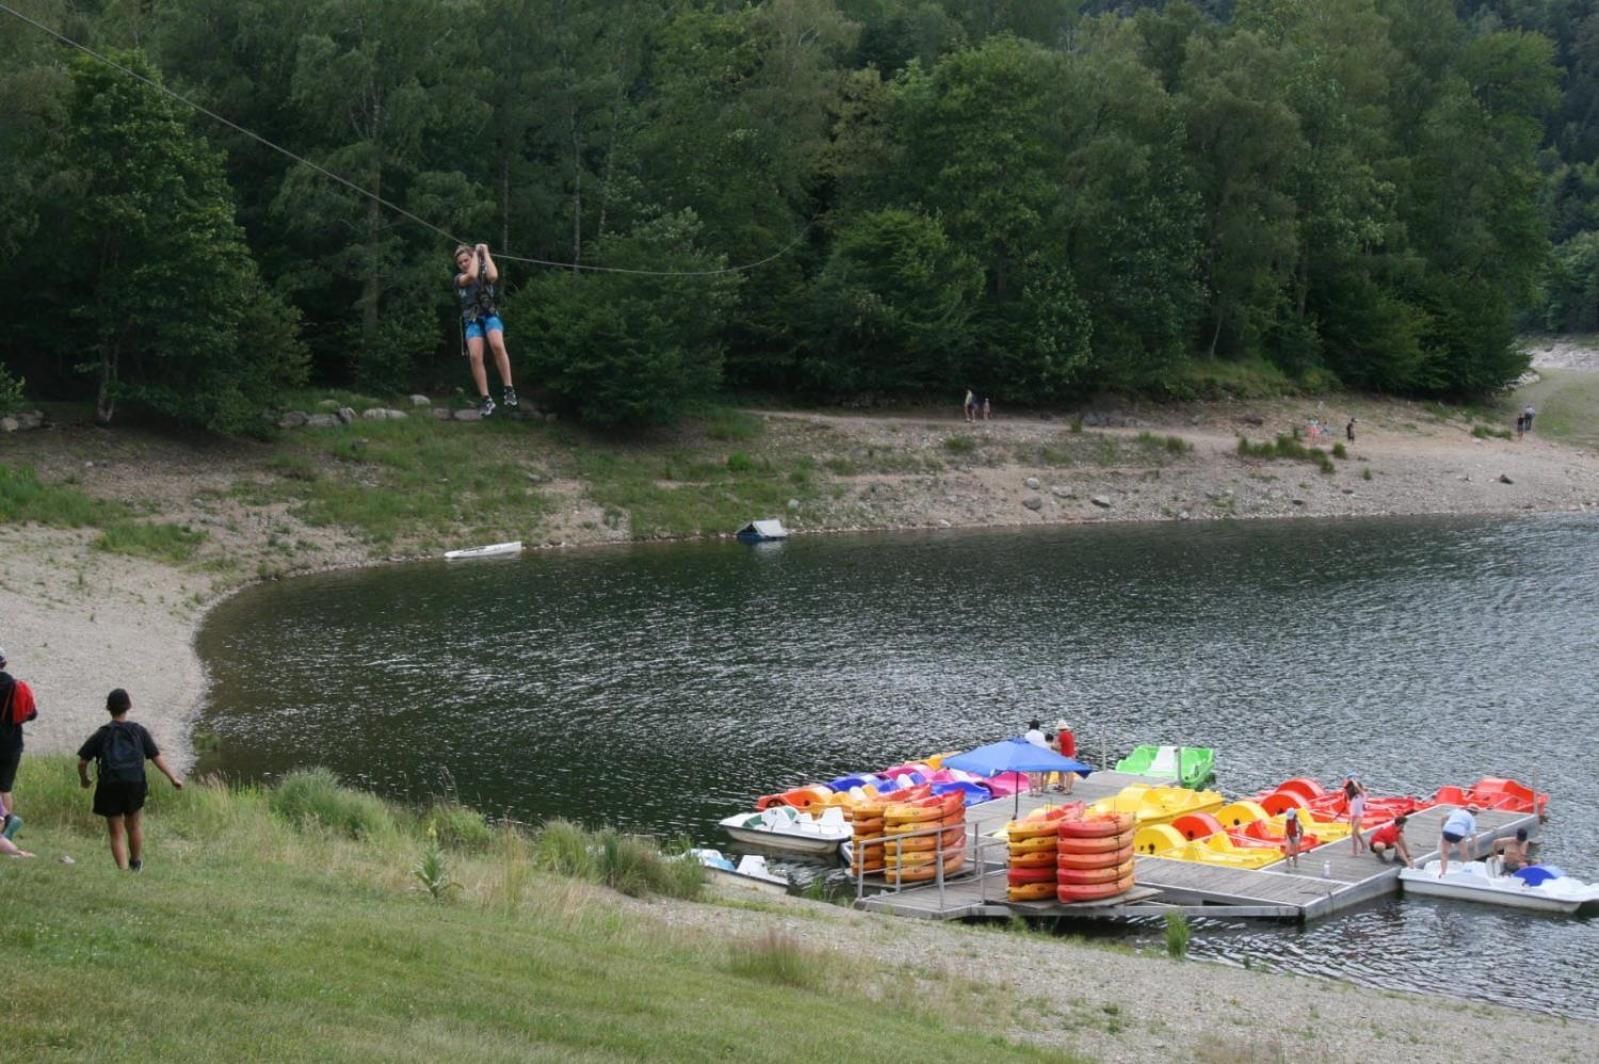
[{"x1": 464, "y1": 316, "x2": 504, "y2": 341}]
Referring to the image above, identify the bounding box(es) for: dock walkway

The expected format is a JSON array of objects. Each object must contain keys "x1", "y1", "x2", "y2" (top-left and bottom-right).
[{"x1": 856, "y1": 774, "x2": 1537, "y2": 923}]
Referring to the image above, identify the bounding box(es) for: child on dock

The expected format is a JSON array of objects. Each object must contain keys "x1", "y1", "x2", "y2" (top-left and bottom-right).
[
  {"x1": 1283, "y1": 808, "x2": 1304, "y2": 870},
  {"x1": 76, "y1": 689, "x2": 184, "y2": 871},
  {"x1": 1344, "y1": 776, "x2": 1369, "y2": 855}
]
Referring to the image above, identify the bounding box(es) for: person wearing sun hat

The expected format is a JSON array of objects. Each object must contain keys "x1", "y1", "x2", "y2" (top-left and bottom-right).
[
  {"x1": 0, "y1": 647, "x2": 40, "y2": 841},
  {"x1": 1050, "y1": 719, "x2": 1078, "y2": 793}
]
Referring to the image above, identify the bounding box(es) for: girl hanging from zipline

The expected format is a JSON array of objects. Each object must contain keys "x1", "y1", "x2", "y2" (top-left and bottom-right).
[{"x1": 453, "y1": 243, "x2": 518, "y2": 418}]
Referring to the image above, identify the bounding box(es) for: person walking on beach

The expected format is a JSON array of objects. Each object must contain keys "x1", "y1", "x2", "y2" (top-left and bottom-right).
[
  {"x1": 1344, "y1": 776, "x2": 1369, "y2": 854},
  {"x1": 1523, "y1": 404, "x2": 1536, "y2": 433},
  {"x1": 1369, "y1": 815, "x2": 1414, "y2": 867},
  {"x1": 1438, "y1": 806, "x2": 1477, "y2": 875},
  {"x1": 1346, "y1": 417, "x2": 1356, "y2": 444},
  {"x1": 963, "y1": 389, "x2": 977, "y2": 422},
  {"x1": 0, "y1": 648, "x2": 39, "y2": 842},
  {"x1": 76, "y1": 689, "x2": 183, "y2": 871},
  {"x1": 453, "y1": 242, "x2": 519, "y2": 419},
  {"x1": 1515, "y1": 412, "x2": 1526, "y2": 440}
]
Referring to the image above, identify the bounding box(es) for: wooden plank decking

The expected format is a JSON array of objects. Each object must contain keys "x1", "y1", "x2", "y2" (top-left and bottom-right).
[{"x1": 857, "y1": 782, "x2": 1540, "y2": 923}]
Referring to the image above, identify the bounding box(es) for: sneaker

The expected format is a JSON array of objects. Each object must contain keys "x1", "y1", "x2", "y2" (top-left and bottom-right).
[
  {"x1": 478, "y1": 395, "x2": 496, "y2": 419},
  {"x1": 128, "y1": 858, "x2": 142, "y2": 872},
  {"x1": 1, "y1": 813, "x2": 21, "y2": 841},
  {"x1": 502, "y1": 386, "x2": 519, "y2": 410}
]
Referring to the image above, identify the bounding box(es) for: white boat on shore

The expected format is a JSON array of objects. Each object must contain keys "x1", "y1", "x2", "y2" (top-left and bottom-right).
[
  {"x1": 690, "y1": 849, "x2": 791, "y2": 895},
  {"x1": 718, "y1": 806, "x2": 851, "y2": 856},
  {"x1": 444, "y1": 540, "x2": 523, "y2": 560},
  {"x1": 1399, "y1": 861, "x2": 1599, "y2": 914}
]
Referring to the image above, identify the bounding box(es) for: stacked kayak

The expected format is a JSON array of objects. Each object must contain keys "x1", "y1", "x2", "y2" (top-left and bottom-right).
[
  {"x1": 1005, "y1": 804, "x2": 1081, "y2": 901},
  {"x1": 1086, "y1": 785, "x2": 1224, "y2": 827},
  {"x1": 879, "y1": 791, "x2": 967, "y2": 885},
  {"x1": 1115, "y1": 745, "x2": 1216, "y2": 789},
  {"x1": 1057, "y1": 812, "x2": 1137, "y2": 902}
]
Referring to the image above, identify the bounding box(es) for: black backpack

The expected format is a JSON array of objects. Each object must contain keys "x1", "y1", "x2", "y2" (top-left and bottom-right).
[{"x1": 99, "y1": 723, "x2": 145, "y2": 783}]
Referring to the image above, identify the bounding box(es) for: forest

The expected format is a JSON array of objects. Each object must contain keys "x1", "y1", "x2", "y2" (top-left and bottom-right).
[{"x1": 2, "y1": 0, "x2": 1598, "y2": 431}]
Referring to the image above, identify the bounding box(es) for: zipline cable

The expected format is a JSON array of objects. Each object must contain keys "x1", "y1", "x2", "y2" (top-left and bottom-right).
[{"x1": 0, "y1": 0, "x2": 812, "y2": 277}]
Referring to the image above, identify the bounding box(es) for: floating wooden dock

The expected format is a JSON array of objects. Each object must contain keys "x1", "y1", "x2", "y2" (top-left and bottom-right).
[{"x1": 856, "y1": 772, "x2": 1540, "y2": 923}]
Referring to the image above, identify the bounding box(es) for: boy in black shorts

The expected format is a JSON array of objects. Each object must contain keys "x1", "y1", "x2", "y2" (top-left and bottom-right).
[{"x1": 76, "y1": 689, "x2": 183, "y2": 870}]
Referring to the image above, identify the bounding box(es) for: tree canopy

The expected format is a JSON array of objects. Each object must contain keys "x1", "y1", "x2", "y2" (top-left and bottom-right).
[{"x1": 0, "y1": 0, "x2": 1589, "y2": 430}]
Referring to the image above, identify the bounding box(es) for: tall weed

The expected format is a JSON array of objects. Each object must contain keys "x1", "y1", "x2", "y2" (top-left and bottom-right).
[
  {"x1": 269, "y1": 767, "x2": 399, "y2": 841},
  {"x1": 729, "y1": 929, "x2": 824, "y2": 989}
]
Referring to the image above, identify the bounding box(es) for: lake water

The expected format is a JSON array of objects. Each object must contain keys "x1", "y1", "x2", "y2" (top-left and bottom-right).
[{"x1": 196, "y1": 514, "x2": 1599, "y2": 1018}]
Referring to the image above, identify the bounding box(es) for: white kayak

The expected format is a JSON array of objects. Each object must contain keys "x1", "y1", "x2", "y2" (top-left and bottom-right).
[
  {"x1": 1399, "y1": 861, "x2": 1599, "y2": 914},
  {"x1": 444, "y1": 540, "x2": 523, "y2": 560}
]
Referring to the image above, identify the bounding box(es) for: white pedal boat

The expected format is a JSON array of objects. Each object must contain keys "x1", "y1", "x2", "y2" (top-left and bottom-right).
[
  {"x1": 718, "y1": 805, "x2": 852, "y2": 856},
  {"x1": 690, "y1": 849, "x2": 790, "y2": 895},
  {"x1": 444, "y1": 540, "x2": 523, "y2": 560},
  {"x1": 1399, "y1": 861, "x2": 1599, "y2": 914}
]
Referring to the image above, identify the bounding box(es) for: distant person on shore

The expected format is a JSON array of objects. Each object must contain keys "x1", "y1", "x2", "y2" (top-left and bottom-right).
[
  {"x1": 981, "y1": 395, "x2": 991, "y2": 421},
  {"x1": 1346, "y1": 417, "x2": 1356, "y2": 443},
  {"x1": 1515, "y1": 413, "x2": 1526, "y2": 440},
  {"x1": 1523, "y1": 404, "x2": 1536, "y2": 433},
  {"x1": 1343, "y1": 776, "x2": 1369, "y2": 854},
  {"x1": 1283, "y1": 808, "x2": 1304, "y2": 870},
  {"x1": 963, "y1": 389, "x2": 977, "y2": 422},
  {"x1": 1438, "y1": 806, "x2": 1477, "y2": 875},
  {"x1": 453, "y1": 242, "x2": 518, "y2": 419},
  {"x1": 1491, "y1": 828, "x2": 1533, "y2": 876},
  {"x1": 1369, "y1": 815, "x2": 1414, "y2": 867},
  {"x1": 76, "y1": 689, "x2": 184, "y2": 871},
  {"x1": 0, "y1": 647, "x2": 39, "y2": 842}
]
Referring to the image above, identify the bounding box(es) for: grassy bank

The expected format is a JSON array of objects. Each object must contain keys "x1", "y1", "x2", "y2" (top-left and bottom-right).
[{"x1": 2, "y1": 756, "x2": 1060, "y2": 1063}]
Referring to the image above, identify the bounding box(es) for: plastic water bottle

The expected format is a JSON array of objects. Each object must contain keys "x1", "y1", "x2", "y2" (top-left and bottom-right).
[{"x1": 1322, "y1": 859, "x2": 1332, "y2": 879}]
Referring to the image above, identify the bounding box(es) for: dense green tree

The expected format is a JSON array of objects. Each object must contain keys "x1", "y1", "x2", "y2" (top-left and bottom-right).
[{"x1": 60, "y1": 51, "x2": 306, "y2": 430}]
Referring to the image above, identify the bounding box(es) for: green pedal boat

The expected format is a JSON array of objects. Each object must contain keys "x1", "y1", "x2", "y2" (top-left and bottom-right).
[{"x1": 1115, "y1": 745, "x2": 1216, "y2": 789}]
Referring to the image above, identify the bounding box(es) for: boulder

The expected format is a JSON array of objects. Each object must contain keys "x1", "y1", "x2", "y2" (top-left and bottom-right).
[
  {"x1": 1090, "y1": 495, "x2": 1112, "y2": 509},
  {"x1": 1242, "y1": 413, "x2": 1265, "y2": 427},
  {"x1": 336, "y1": 406, "x2": 356, "y2": 425},
  {"x1": 1499, "y1": 473, "x2": 1514, "y2": 485},
  {"x1": 432, "y1": 406, "x2": 453, "y2": 420},
  {"x1": 409, "y1": 394, "x2": 432, "y2": 408},
  {"x1": 1024, "y1": 476, "x2": 1041, "y2": 490},
  {"x1": 305, "y1": 413, "x2": 339, "y2": 428},
  {"x1": 1051, "y1": 485, "x2": 1073, "y2": 499},
  {"x1": 278, "y1": 411, "x2": 309, "y2": 429},
  {"x1": 0, "y1": 417, "x2": 16, "y2": 433},
  {"x1": 787, "y1": 498, "x2": 800, "y2": 511},
  {"x1": 452, "y1": 408, "x2": 482, "y2": 422},
  {"x1": 361, "y1": 408, "x2": 389, "y2": 421},
  {"x1": 15, "y1": 410, "x2": 44, "y2": 429},
  {"x1": 1022, "y1": 496, "x2": 1043, "y2": 511}
]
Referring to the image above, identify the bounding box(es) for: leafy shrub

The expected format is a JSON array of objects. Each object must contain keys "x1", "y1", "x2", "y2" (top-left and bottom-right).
[
  {"x1": 1331, "y1": 443, "x2": 1348, "y2": 459},
  {"x1": 0, "y1": 365, "x2": 24, "y2": 415},
  {"x1": 413, "y1": 832, "x2": 460, "y2": 901},
  {"x1": 944, "y1": 435, "x2": 977, "y2": 454},
  {"x1": 426, "y1": 802, "x2": 495, "y2": 854},
  {"x1": 534, "y1": 819, "x2": 595, "y2": 878},
  {"x1": 269, "y1": 767, "x2": 397, "y2": 840},
  {"x1": 1472, "y1": 424, "x2": 1512, "y2": 440}
]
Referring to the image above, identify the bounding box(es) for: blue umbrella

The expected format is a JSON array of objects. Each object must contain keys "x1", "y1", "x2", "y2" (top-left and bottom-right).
[{"x1": 944, "y1": 738, "x2": 1095, "y2": 817}]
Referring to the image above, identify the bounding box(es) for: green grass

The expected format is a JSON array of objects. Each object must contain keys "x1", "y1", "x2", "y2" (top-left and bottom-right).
[
  {"x1": 2, "y1": 756, "x2": 1061, "y2": 1063},
  {"x1": 574, "y1": 442, "x2": 818, "y2": 538},
  {"x1": 944, "y1": 434, "x2": 978, "y2": 455},
  {"x1": 0, "y1": 464, "x2": 208, "y2": 562},
  {"x1": 1512, "y1": 366, "x2": 1599, "y2": 451},
  {"x1": 1236, "y1": 435, "x2": 1336, "y2": 474},
  {"x1": 1472, "y1": 424, "x2": 1513, "y2": 440}
]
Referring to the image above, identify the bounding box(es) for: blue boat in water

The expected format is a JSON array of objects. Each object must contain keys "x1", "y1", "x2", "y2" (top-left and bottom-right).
[{"x1": 736, "y1": 519, "x2": 789, "y2": 544}]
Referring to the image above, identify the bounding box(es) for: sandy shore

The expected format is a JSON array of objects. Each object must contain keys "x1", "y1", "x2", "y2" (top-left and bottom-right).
[{"x1": 643, "y1": 886, "x2": 1599, "y2": 1064}]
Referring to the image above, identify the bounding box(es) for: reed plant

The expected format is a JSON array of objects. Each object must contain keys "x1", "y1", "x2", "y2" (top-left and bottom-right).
[
  {"x1": 729, "y1": 929, "x2": 825, "y2": 989},
  {"x1": 1164, "y1": 911, "x2": 1191, "y2": 959},
  {"x1": 269, "y1": 766, "x2": 399, "y2": 841}
]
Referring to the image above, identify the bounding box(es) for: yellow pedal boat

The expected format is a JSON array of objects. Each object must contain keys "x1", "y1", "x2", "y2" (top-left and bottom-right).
[{"x1": 1086, "y1": 785, "x2": 1223, "y2": 827}]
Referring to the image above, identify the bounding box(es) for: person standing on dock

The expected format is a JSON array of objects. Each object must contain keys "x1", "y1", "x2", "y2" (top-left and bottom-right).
[
  {"x1": 1438, "y1": 806, "x2": 1477, "y2": 875},
  {"x1": 1050, "y1": 719, "x2": 1077, "y2": 794},
  {"x1": 1283, "y1": 808, "x2": 1304, "y2": 870},
  {"x1": 1344, "y1": 776, "x2": 1369, "y2": 854},
  {"x1": 1024, "y1": 720, "x2": 1047, "y2": 795},
  {"x1": 1369, "y1": 815, "x2": 1414, "y2": 867}
]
